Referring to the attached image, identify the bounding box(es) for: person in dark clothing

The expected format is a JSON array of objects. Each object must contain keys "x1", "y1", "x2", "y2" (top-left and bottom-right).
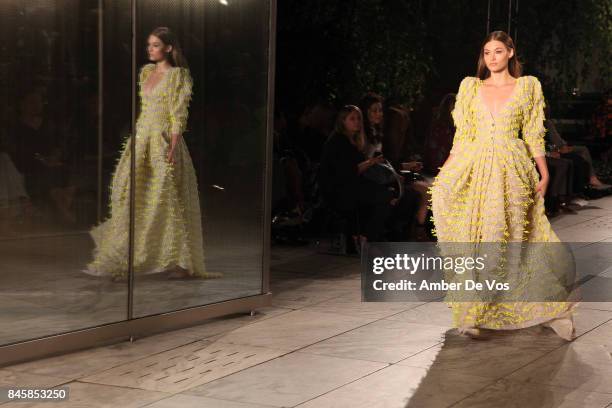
[
  {"x1": 424, "y1": 93, "x2": 456, "y2": 174},
  {"x1": 544, "y1": 155, "x2": 574, "y2": 215},
  {"x1": 7, "y1": 89, "x2": 76, "y2": 223},
  {"x1": 295, "y1": 102, "x2": 336, "y2": 164},
  {"x1": 383, "y1": 99, "x2": 419, "y2": 171},
  {"x1": 360, "y1": 92, "x2": 431, "y2": 241},
  {"x1": 545, "y1": 104, "x2": 610, "y2": 190},
  {"x1": 319, "y1": 105, "x2": 392, "y2": 246}
]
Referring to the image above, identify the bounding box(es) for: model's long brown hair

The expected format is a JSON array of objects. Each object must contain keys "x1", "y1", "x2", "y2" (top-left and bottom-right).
[
  {"x1": 149, "y1": 27, "x2": 189, "y2": 68},
  {"x1": 333, "y1": 105, "x2": 366, "y2": 152},
  {"x1": 476, "y1": 31, "x2": 522, "y2": 80}
]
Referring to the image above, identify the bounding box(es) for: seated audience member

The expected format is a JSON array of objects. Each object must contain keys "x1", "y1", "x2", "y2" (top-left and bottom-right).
[
  {"x1": 318, "y1": 105, "x2": 393, "y2": 248},
  {"x1": 295, "y1": 101, "x2": 336, "y2": 165},
  {"x1": 6, "y1": 89, "x2": 76, "y2": 223},
  {"x1": 545, "y1": 104, "x2": 610, "y2": 190},
  {"x1": 359, "y1": 92, "x2": 385, "y2": 158},
  {"x1": 361, "y1": 92, "x2": 431, "y2": 241},
  {"x1": 0, "y1": 151, "x2": 29, "y2": 233},
  {"x1": 272, "y1": 109, "x2": 305, "y2": 214},
  {"x1": 424, "y1": 93, "x2": 456, "y2": 174},
  {"x1": 544, "y1": 154, "x2": 574, "y2": 215},
  {"x1": 383, "y1": 97, "x2": 419, "y2": 170}
]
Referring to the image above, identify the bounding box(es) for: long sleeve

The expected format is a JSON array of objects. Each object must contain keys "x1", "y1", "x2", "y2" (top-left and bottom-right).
[
  {"x1": 449, "y1": 77, "x2": 474, "y2": 155},
  {"x1": 522, "y1": 77, "x2": 546, "y2": 158},
  {"x1": 168, "y1": 67, "x2": 193, "y2": 136}
]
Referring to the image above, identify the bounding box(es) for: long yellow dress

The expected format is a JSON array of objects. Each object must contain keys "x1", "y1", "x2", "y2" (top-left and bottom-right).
[
  {"x1": 85, "y1": 64, "x2": 210, "y2": 278},
  {"x1": 430, "y1": 75, "x2": 578, "y2": 330}
]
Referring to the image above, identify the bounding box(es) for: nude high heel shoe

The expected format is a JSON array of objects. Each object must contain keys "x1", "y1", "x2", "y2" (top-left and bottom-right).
[
  {"x1": 542, "y1": 316, "x2": 575, "y2": 341},
  {"x1": 457, "y1": 327, "x2": 483, "y2": 338}
]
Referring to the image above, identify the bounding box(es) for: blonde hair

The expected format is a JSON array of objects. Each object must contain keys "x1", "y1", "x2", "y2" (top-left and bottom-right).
[
  {"x1": 149, "y1": 27, "x2": 189, "y2": 68},
  {"x1": 333, "y1": 105, "x2": 366, "y2": 152}
]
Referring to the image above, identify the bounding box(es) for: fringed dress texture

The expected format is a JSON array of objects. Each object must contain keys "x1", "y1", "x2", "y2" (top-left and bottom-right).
[
  {"x1": 430, "y1": 76, "x2": 578, "y2": 329},
  {"x1": 85, "y1": 64, "x2": 212, "y2": 278}
]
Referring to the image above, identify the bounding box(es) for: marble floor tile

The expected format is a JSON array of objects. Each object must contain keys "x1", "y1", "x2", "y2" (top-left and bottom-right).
[
  {"x1": 574, "y1": 273, "x2": 612, "y2": 302},
  {"x1": 555, "y1": 226, "x2": 612, "y2": 243},
  {"x1": 572, "y1": 242, "x2": 612, "y2": 262},
  {"x1": 5, "y1": 332, "x2": 196, "y2": 379},
  {"x1": 590, "y1": 197, "x2": 612, "y2": 210},
  {"x1": 145, "y1": 394, "x2": 275, "y2": 408},
  {"x1": 580, "y1": 302, "x2": 612, "y2": 312},
  {"x1": 299, "y1": 319, "x2": 447, "y2": 363},
  {"x1": 81, "y1": 340, "x2": 288, "y2": 393},
  {"x1": 506, "y1": 342, "x2": 612, "y2": 394},
  {"x1": 572, "y1": 206, "x2": 612, "y2": 217},
  {"x1": 185, "y1": 352, "x2": 386, "y2": 407},
  {"x1": 295, "y1": 363, "x2": 493, "y2": 408},
  {"x1": 551, "y1": 214, "x2": 599, "y2": 230},
  {"x1": 216, "y1": 310, "x2": 374, "y2": 351},
  {"x1": 385, "y1": 301, "x2": 454, "y2": 328},
  {"x1": 0, "y1": 370, "x2": 70, "y2": 403},
  {"x1": 0, "y1": 370, "x2": 68, "y2": 388},
  {"x1": 301, "y1": 293, "x2": 424, "y2": 320},
  {"x1": 575, "y1": 319, "x2": 612, "y2": 347},
  {"x1": 396, "y1": 331, "x2": 565, "y2": 379},
  {"x1": 452, "y1": 378, "x2": 612, "y2": 408},
  {"x1": 1, "y1": 381, "x2": 169, "y2": 408},
  {"x1": 572, "y1": 307, "x2": 612, "y2": 337},
  {"x1": 271, "y1": 282, "x2": 353, "y2": 310}
]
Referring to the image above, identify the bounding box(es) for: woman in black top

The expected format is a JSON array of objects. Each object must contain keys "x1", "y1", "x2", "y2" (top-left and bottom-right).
[{"x1": 319, "y1": 105, "x2": 393, "y2": 246}]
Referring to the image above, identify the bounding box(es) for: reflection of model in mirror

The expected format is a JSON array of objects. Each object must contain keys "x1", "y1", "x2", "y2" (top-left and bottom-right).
[
  {"x1": 430, "y1": 31, "x2": 578, "y2": 340},
  {"x1": 84, "y1": 27, "x2": 218, "y2": 281}
]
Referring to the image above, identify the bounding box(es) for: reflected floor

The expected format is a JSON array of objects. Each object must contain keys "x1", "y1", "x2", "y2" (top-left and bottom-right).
[{"x1": 0, "y1": 230, "x2": 262, "y2": 345}]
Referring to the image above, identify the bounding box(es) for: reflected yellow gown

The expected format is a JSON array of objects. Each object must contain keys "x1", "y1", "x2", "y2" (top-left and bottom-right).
[
  {"x1": 430, "y1": 76, "x2": 577, "y2": 329},
  {"x1": 86, "y1": 64, "x2": 211, "y2": 278}
]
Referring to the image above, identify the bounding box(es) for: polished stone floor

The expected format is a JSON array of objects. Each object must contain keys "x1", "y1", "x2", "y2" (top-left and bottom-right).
[{"x1": 1, "y1": 196, "x2": 612, "y2": 407}]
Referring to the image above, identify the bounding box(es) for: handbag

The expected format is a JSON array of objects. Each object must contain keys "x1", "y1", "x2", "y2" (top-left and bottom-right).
[{"x1": 362, "y1": 159, "x2": 404, "y2": 199}]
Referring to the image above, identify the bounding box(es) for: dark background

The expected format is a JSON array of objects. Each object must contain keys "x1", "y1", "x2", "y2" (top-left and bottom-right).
[{"x1": 275, "y1": 0, "x2": 611, "y2": 148}]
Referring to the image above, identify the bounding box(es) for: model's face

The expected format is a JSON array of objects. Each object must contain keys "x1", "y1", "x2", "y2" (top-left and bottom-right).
[
  {"x1": 483, "y1": 40, "x2": 513, "y2": 73},
  {"x1": 344, "y1": 111, "x2": 362, "y2": 134},
  {"x1": 147, "y1": 35, "x2": 171, "y2": 62},
  {"x1": 367, "y1": 102, "x2": 383, "y2": 126}
]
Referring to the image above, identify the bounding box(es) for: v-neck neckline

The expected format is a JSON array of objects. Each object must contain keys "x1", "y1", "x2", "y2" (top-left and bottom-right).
[
  {"x1": 142, "y1": 66, "x2": 172, "y2": 97},
  {"x1": 477, "y1": 76, "x2": 522, "y2": 120}
]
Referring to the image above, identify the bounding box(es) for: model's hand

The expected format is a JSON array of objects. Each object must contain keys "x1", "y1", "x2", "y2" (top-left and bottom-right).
[
  {"x1": 536, "y1": 176, "x2": 549, "y2": 198},
  {"x1": 166, "y1": 147, "x2": 176, "y2": 164},
  {"x1": 559, "y1": 145, "x2": 573, "y2": 154}
]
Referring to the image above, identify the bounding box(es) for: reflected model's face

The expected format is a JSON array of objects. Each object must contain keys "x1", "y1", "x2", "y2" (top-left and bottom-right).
[
  {"x1": 483, "y1": 40, "x2": 514, "y2": 73},
  {"x1": 368, "y1": 102, "x2": 383, "y2": 126},
  {"x1": 147, "y1": 35, "x2": 171, "y2": 62},
  {"x1": 344, "y1": 110, "x2": 362, "y2": 134}
]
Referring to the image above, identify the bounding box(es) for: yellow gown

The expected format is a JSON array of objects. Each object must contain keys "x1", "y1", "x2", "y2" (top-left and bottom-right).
[
  {"x1": 430, "y1": 75, "x2": 578, "y2": 330},
  {"x1": 85, "y1": 64, "x2": 211, "y2": 278}
]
